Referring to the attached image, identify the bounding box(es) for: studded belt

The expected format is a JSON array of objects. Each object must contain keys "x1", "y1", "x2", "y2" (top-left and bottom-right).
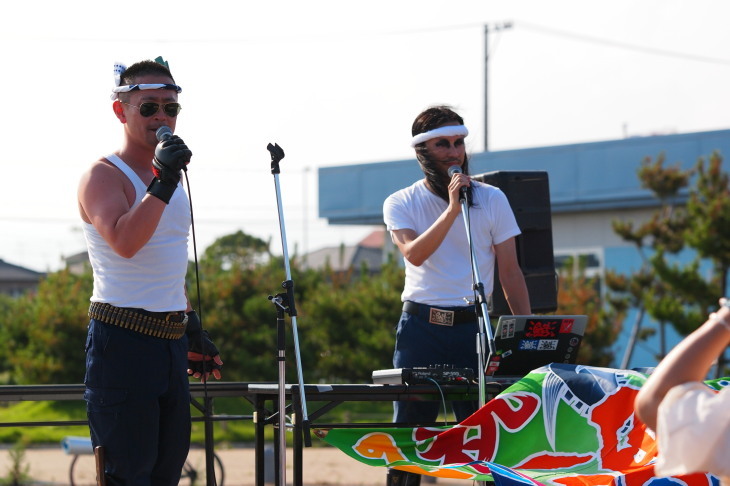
[{"x1": 88, "y1": 302, "x2": 187, "y2": 339}]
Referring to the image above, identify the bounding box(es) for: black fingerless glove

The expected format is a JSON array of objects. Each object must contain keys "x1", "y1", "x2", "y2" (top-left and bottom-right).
[
  {"x1": 185, "y1": 310, "x2": 222, "y2": 375},
  {"x1": 147, "y1": 135, "x2": 192, "y2": 204}
]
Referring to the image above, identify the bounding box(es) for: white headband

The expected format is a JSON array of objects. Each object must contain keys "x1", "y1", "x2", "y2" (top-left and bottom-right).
[
  {"x1": 110, "y1": 61, "x2": 182, "y2": 100},
  {"x1": 411, "y1": 125, "x2": 469, "y2": 147},
  {"x1": 111, "y1": 84, "x2": 182, "y2": 101}
]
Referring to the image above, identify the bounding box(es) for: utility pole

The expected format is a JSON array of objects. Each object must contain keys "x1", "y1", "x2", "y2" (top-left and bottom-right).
[
  {"x1": 484, "y1": 21, "x2": 513, "y2": 152},
  {"x1": 302, "y1": 166, "x2": 310, "y2": 264}
]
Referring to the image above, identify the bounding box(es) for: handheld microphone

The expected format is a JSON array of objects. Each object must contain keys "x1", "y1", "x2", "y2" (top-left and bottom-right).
[
  {"x1": 155, "y1": 126, "x2": 188, "y2": 172},
  {"x1": 447, "y1": 165, "x2": 462, "y2": 177},
  {"x1": 156, "y1": 126, "x2": 173, "y2": 142},
  {"x1": 448, "y1": 165, "x2": 469, "y2": 202}
]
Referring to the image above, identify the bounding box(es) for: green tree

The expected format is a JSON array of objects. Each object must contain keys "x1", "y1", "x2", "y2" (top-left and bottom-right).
[
  {"x1": 300, "y1": 256, "x2": 403, "y2": 383},
  {"x1": 2, "y1": 269, "x2": 91, "y2": 384},
  {"x1": 2, "y1": 223, "x2": 628, "y2": 384},
  {"x1": 555, "y1": 256, "x2": 624, "y2": 367},
  {"x1": 187, "y1": 231, "x2": 285, "y2": 382},
  {"x1": 186, "y1": 230, "x2": 403, "y2": 384},
  {"x1": 198, "y1": 230, "x2": 271, "y2": 272},
  {"x1": 609, "y1": 151, "x2": 730, "y2": 374},
  {"x1": 1, "y1": 229, "x2": 404, "y2": 386}
]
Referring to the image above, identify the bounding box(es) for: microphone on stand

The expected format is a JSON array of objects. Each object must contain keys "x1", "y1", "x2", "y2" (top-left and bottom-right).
[{"x1": 448, "y1": 165, "x2": 469, "y2": 202}]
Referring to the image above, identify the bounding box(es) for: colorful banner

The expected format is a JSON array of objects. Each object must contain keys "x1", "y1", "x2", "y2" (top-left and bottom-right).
[{"x1": 319, "y1": 364, "x2": 726, "y2": 486}]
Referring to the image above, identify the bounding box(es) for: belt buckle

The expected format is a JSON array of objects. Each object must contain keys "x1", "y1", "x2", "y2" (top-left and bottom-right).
[
  {"x1": 429, "y1": 307, "x2": 454, "y2": 326},
  {"x1": 165, "y1": 312, "x2": 186, "y2": 324}
]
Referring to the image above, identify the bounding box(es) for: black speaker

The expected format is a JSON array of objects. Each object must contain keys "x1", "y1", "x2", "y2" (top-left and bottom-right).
[{"x1": 472, "y1": 170, "x2": 558, "y2": 316}]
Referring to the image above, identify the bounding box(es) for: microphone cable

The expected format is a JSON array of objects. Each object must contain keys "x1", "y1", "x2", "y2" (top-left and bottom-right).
[
  {"x1": 156, "y1": 125, "x2": 217, "y2": 483},
  {"x1": 424, "y1": 377, "x2": 449, "y2": 426},
  {"x1": 182, "y1": 170, "x2": 210, "y2": 390},
  {"x1": 182, "y1": 169, "x2": 218, "y2": 486},
  {"x1": 157, "y1": 126, "x2": 212, "y2": 392}
]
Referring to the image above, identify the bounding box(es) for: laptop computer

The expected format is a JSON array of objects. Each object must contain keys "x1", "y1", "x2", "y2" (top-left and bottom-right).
[{"x1": 486, "y1": 315, "x2": 588, "y2": 379}]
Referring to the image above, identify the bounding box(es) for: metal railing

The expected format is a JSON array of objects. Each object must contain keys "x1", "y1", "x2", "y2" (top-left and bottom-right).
[{"x1": 0, "y1": 382, "x2": 256, "y2": 486}]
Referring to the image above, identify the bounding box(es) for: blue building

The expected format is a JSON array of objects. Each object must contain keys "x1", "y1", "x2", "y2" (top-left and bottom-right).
[{"x1": 318, "y1": 129, "x2": 730, "y2": 368}]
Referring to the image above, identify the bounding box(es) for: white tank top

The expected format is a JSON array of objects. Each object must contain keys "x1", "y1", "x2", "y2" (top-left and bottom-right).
[{"x1": 83, "y1": 154, "x2": 191, "y2": 312}]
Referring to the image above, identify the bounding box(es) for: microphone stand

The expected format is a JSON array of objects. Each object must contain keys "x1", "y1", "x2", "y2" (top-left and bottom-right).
[
  {"x1": 458, "y1": 188, "x2": 495, "y2": 408},
  {"x1": 266, "y1": 143, "x2": 311, "y2": 486}
]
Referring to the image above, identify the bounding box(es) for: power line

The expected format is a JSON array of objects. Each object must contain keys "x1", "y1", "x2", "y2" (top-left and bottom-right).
[
  {"x1": 0, "y1": 22, "x2": 486, "y2": 44},
  {"x1": 484, "y1": 22, "x2": 514, "y2": 151},
  {"x1": 517, "y1": 20, "x2": 730, "y2": 67},
  {"x1": 5, "y1": 19, "x2": 730, "y2": 67}
]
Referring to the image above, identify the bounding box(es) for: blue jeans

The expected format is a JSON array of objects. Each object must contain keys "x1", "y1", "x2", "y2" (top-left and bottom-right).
[
  {"x1": 392, "y1": 309, "x2": 480, "y2": 424},
  {"x1": 84, "y1": 319, "x2": 191, "y2": 486}
]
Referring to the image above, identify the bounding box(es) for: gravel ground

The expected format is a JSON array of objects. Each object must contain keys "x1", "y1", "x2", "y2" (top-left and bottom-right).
[{"x1": 0, "y1": 444, "x2": 466, "y2": 485}]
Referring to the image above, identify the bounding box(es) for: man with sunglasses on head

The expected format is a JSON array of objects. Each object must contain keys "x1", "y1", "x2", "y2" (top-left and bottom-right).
[
  {"x1": 77, "y1": 58, "x2": 223, "y2": 485},
  {"x1": 383, "y1": 106, "x2": 531, "y2": 486}
]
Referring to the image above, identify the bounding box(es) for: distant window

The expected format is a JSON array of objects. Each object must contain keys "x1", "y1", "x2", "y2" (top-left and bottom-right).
[{"x1": 555, "y1": 249, "x2": 604, "y2": 295}]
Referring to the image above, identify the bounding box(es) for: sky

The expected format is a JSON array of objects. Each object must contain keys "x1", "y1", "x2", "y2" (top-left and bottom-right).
[{"x1": 3, "y1": 0, "x2": 730, "y2": 273}]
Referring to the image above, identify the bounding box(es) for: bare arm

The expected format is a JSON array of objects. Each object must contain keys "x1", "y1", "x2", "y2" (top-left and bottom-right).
[
  {"x1": 634, "y1": 299, "x2": 730, "y2": 430},
  {"x1": 78, "y1": 160, "x2": 167, "y2": 258},
  {"x1": 391, "y1": 174, "x2": 469, "y2": 266},
  {"x1": 494, "y1": 237, "x2": 531, "y2": 315}
]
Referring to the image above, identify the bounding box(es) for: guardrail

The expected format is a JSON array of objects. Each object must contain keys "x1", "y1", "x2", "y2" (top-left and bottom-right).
[{"x1": 0, "y1": 382, "x2": 257, "y2": 486}]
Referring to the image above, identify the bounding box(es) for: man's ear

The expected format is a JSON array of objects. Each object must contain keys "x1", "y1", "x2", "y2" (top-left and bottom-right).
[{"x1": 112, "y1": 100, "x2": 126, "y2": 123}]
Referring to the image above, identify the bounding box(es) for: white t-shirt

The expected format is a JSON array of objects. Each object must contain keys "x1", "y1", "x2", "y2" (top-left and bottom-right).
[
  {"x1": 383, "y1": 179, "x2": 520, "y2": 307},
  {"x1": 655, "y1": 381, "x2": 730, "y2": 483}
]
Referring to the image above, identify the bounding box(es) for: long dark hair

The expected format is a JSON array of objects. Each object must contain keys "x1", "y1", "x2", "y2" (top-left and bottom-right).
[{"x1": 412, "y1": 106, "x2": 471, "y2": 204}]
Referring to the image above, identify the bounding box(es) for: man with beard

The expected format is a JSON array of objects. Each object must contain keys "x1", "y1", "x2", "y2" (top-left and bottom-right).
[{"x1": 382, "y1": 106, "x2": 531, "y2": 486}]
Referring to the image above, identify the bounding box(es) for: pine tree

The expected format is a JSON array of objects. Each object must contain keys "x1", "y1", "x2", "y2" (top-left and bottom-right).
[{"x1": 609, "y1": 151, "x2": 730, "y2": 375}]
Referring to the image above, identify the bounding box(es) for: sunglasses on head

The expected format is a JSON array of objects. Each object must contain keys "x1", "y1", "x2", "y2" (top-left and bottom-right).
[{"x1": 122, "y1": 101, "x2": 182, "y2": 117}]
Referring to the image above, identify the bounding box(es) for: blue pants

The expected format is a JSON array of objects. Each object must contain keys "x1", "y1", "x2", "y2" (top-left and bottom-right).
[
  {"x1": 392, "y1": 309, "x2": 480, "y2": 424},
  {"x1": 84, "y1": 319, "x2": 191, "y2": 486}
]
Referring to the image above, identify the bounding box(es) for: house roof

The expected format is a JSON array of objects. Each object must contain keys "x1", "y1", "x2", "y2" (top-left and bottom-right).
[
  {"x1": 64, "y1": 251, "x2": 89, "y2": 265},
  {"x1": 0, "y1": 259, "x2": 45, "y2": 282},
  {"x1": 300, "y1": 229, "x2": 385, "y2": 271},
  {"x1": 301, "y1": 245, "x2": 359, "y2": 272},
  {"x1": 358, "y1": 229, "x2": 385, "y2": 249}
]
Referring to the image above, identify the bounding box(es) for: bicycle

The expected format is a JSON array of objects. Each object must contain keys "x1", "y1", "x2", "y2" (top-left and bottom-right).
[{"x1": 62, "y1": 436, "x2": 225, "y2": 485}]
